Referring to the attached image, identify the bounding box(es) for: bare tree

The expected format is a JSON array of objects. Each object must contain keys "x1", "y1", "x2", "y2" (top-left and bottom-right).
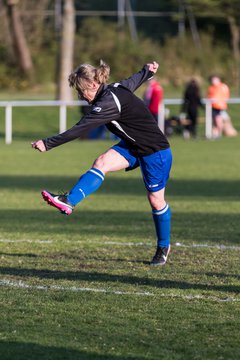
[
  {"x1": 227, "y1": 15, "x2": 240, "y2": 94},
  {"x1": 57, "y1": 0, "x2": 75, "y2": 101},
  {"x1": 5, "y1": 0, "x2": 34, "y2": 81},
  {"x1": 19, "y1": 0, "x2": 51, "y2": 51}
]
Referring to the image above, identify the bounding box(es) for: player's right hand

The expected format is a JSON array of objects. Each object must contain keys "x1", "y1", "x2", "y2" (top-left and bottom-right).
[{"x1": 31, "y1": 140, "x2": 46, "y2": 152}]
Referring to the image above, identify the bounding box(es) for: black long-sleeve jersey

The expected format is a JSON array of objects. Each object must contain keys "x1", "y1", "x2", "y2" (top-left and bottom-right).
[{"x1": 43, "y1": 65, "x2": 170, "y2": 157}]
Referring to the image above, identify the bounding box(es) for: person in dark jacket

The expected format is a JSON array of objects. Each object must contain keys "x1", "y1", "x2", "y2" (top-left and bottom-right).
[
  {"x1": 182, "y1": 78, "x2": 203, "y2": 138},
  {"x1": 32, "y1": 61, "x2": 172, "y2": 266}
]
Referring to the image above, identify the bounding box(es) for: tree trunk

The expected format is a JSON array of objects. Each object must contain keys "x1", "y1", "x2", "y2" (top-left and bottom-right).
[
  {"x1": 227, "y1": 15, "x2": 240, "y2": 94},
  {"x1": 57, "y1": 0, "x2": 75, "y2": 101},
  {"x1": 6, "y1": 0, "x2": 34, "y2": 81}
]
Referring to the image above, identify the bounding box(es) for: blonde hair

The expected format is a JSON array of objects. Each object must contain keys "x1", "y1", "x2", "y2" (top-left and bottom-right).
[{"x1": 68, "y1": 60, "x2": 110, "y2": 95}]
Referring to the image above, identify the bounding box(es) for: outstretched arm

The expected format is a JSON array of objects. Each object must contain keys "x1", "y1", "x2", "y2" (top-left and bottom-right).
[
  {"x1": 119, "y1": 61, "x2": 159, "y2": 92},
  {"x1": 31, "y1": 94, "x2": 121, "y2": 152}
]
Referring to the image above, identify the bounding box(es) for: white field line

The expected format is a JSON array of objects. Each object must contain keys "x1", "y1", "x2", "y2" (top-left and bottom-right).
[
  {"x1": 175, "y1": 242, "x2": 240, "y2": 251},
  {"x1": 0, "y1": 279, "x2": 152, "y2": 297},
  {"x1": 0, "y1": 279, "x2": 240, "y2": 303},
  {"x1": 0, "y1": 238, "x2": 240, "y2": 250},
  {"x1": 104, "y1": 242, "x2": 240, "y2": 250},
  {"x1": 0, "y1": 239, "x2": 53, "y2": 244}
]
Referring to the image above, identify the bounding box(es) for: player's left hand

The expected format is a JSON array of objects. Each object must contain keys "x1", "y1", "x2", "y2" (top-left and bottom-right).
[
  {"x1": 147, "y1": 61, "x2": 159, "y2": 73},
  {"x1": 31, "y1": 140, "x2": 46, "y2": 152}
]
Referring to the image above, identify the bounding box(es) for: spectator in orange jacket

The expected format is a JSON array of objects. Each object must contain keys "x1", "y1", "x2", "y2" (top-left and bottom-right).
[
  {"x1": 144, "y1": 79, "x2": 163, "y2": 122},
  {"x1": 207, "y1": 75, "x2": 230, "y2": 138}
]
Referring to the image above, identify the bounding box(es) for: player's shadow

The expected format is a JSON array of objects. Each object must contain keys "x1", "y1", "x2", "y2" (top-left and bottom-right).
[
  {"x1": 0, "y1": 251, "x2": 149, "y2": 265},
  {"x1": 194, "y1": 272, "x2": 240, "y2": 280},
  {"x1": 0, "y1": 341, "x2": 137, "y2": 360},
  {"x1": 0, "y1": 252, "x2": 38, "y2": 258},
  {"x1": 0, "y1": 266, "x2": 239, "y2": 294}
]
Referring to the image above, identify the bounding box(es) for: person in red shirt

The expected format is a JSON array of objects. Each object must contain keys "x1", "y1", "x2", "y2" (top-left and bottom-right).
[{"x1": 143, "y1": 79, "x2": 163, "y2": 121}]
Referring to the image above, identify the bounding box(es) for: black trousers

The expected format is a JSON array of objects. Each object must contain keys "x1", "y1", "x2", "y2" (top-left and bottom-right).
[{"x1": 186, "y1": 108, "x2": 198, "y2": 136}]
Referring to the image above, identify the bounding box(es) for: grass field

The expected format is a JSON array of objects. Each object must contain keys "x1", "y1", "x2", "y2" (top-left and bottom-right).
[{"x1": 0, "y1": 129, "x2": 240, "y2": 359}]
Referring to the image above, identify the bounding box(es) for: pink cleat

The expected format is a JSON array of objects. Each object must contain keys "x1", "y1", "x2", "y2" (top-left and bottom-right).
[{"x1": 41, "y1": 190, "x2": 74, "y2": 215}]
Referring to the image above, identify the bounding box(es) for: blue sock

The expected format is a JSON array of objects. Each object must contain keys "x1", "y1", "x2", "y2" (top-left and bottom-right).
[
  {"x1": 152, "y1": 204, "x2": 171, "y2": 248},
  {"x1": 67, "y1": 168, "x2": 104, "y2": 206}
]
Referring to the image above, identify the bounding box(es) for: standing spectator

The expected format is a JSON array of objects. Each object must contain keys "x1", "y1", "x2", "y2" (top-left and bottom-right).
[
  {"x1": 181, "y1": 78, "x2": 203, "y2": 138},
  {"x1": 143, "y1": 79, "x2": 163, "y2": 122},
  {"x1": 207, "y1": 75, "x2": 237, "y2": 138}
]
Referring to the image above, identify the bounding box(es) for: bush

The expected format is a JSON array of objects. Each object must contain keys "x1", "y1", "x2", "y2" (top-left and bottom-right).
[
  {"x1": 0, "y1": 16, "x2": 236, "y2": 93},
  {"x1": 160, "y1": 32, "x2": 233, "y2": 87},
  {"x1": 74, "y1": 18, "x2": 235, "y2": 90},
  {"x1": 74, "y1": 18, "x2": 161, "y2": 81}
]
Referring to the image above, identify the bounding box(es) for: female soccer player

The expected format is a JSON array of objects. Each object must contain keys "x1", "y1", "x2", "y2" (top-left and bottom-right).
[{"x1": 32, "y1": 61, "x2": 172, "y2": 266}]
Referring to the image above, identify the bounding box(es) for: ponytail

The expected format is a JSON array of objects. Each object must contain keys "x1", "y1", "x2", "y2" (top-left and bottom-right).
[{"x1": 95, "y1": 60, "x2": 110, "y2": 84}]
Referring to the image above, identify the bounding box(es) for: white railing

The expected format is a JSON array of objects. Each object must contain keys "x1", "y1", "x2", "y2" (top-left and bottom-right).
[
  {"x1": 0, "y1": 100, "x2": 86, "y2": 144},
  {"x1": 0, "y1": 98, "x2": 239, "y2": 144}
]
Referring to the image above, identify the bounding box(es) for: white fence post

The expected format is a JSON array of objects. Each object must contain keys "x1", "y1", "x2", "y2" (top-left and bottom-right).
[
  {"x1": 0, "y1": 98, "x2": 238, "y2": 143},
  {"x1": 5, "y1": 105, "x2": 12, "y2": 144},
  {"x1": 59, "y1": 105, "x2": 67, "y2": 133},
  {"x1": 205, "y1": 101, "x2": 212, "y2": 139},
  {"x1": 158, "y1": 103, "x2": 165, "y2": 133}
]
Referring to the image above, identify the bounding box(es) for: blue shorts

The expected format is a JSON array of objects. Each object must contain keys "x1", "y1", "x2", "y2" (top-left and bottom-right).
[{"x1": 112, "y1": 141, "x2": 172, "y2": 192}]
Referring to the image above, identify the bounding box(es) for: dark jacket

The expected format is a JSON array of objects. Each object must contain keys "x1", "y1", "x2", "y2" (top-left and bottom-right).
[{"x1": 182, "y1": 81, "x2": 203, "y2": 114}]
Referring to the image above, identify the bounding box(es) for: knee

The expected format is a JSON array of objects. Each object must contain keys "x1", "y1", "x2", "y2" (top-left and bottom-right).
[
  {"x1": 93, "y1": 154, "x2": 107, "y2": 174},
  {"x1": 93, "y1": 154, "x2": 104, "y2": 169},
  {"x1": 148, "y1": 192, "x2": 166, "y2": 211}
]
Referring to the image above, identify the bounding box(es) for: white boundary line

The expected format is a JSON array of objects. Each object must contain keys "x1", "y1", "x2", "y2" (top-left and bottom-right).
[
  {"x1": 0, "y1": 279, "x2": 239, "y2": 303},
  {"x1": 175, "y1": 242, "x2": 240, "y2": 251},
  {"x1": 0, "y1": 239, "x2": 240, "y2": 250},
  {"x1": 0, "y1": 279, "x2": 152, "y2": 297},
  {"x1": 0, "y1": 239, "x2": 52, "y2": 244}
]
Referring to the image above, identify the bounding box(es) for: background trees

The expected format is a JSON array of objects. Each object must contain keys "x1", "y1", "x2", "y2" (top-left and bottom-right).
[
  {"x1": 186, "y1": 0, "x2": 240, "y2": 93},
  {"x1": 0, "y1": 0, "x2": 239, "y2": 94},
  {"x1": 5, "y1": 0, "x2": 34, "y2": 81}
]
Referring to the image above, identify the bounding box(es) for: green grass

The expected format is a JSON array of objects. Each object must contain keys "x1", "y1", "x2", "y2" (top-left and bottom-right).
[{"x1": 0, "y1": 132, "x2": 240, "y2": 359}]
